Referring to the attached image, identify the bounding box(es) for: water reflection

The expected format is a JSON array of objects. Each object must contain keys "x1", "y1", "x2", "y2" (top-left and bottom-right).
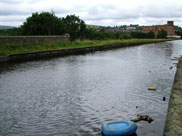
[{"x1": 0, "y1": 40, "x2": 182, "y2": 136}]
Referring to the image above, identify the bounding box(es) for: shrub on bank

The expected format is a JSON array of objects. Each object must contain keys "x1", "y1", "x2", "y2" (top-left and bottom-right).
[
  {"x1": 146, "y1": 31, "x2": 155, "y2": 39},
  {"x1": 157, "y1": 30, "x2": 167, "y2": 38},
  {"x1": 131, "y1": 32, "x2": 146, "y2": 39}
]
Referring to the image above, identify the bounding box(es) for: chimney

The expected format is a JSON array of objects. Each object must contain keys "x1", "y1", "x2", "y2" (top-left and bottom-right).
[{"x1": 167, "y1": 21, "x2": 174, "y2": 26}]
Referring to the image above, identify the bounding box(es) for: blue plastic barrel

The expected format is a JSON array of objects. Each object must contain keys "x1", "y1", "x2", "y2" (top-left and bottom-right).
[{"x1": 101, "y1": 120, "x2": 137, "y2": 136}]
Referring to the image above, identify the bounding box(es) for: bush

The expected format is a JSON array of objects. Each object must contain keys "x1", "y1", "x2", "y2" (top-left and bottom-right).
[
  {"x1": 120, "y1": 33, "x2": 132, "y2": 39},
  {"x1": 85, "y1": 29, "x2": 124, "y2": 40},
  {"x1": 0, "y1": 28, "x2": 22, "y2": 36},
  {"x1": 157, "y1": 30, "x2": 167, "y2": 38},
  {"x1": 175, "y1": 31, "x2": 182, "y2": 37},
  {"x1": 131, "y1": 32, "x2": 146, "y2": 39},
  {"x1": 146, "y1": 31, "x2": 155, "y2": 39}
]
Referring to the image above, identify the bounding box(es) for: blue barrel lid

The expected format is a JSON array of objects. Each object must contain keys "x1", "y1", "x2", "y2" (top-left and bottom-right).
[{"x1": 101, "y1": 120, "x2": 137, "y2": 136}]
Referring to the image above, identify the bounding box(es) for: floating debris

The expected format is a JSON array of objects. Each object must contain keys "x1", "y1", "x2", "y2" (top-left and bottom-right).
[
  {"x1": 101, "y1": 121, "x2": 137, "y2": 136},
  {"x1": 131, "y1": 114, "x2": 154, "y2": 123},
  {"x1": 148, "y1": 87, "x2": 156, "y2": 91},
  {"x1": 169, "y1": 66, "x2": 173, "y2": 69},
  {"x1": 171, "y1": 57, "x2": 182, "y2": 61},
  {"x1": 163, "y1": 97, "x2": 166, "y2": 101}
]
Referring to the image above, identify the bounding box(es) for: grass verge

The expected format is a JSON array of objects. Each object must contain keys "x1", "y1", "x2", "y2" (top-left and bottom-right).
[{"x1": 0, "y1": 39, "x2": 174, "y2": 56}]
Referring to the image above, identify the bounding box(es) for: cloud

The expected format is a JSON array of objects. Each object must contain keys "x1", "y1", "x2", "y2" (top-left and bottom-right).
[
  {"x1": 0, "y1": 0, "x2": 23, "y2": 4},
  {"x1": 0, "y1": 2, "x2": 33, "y2": 16},
  {"x1": 84, "y1": 5, "x2": 140, "y2": 21},
  {"x1": 140, "y1": 2, "x2": 182, "y2": 18},
  {"x1": 0, "y1": 8, "x2": 31, "y2": 16},
  {"x1": 0, "y1": 0, "x2": 182, "y2": 26},
  {"x1": 0, "y1": 15, "x2": 27, "y2": 26}
]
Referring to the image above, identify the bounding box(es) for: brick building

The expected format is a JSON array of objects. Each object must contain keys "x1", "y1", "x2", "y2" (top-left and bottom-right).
[{"x1": 142, "y1": 21, "x2": 177, "y2": 37}]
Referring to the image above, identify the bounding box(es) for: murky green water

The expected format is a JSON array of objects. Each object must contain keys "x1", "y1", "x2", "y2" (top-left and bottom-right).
[{"x1": 0, "y1": 40, "x2": 182, "y2": 136}]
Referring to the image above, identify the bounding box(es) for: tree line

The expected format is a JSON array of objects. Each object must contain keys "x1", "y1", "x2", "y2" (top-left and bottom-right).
[
  {"x1": 0, "y1": 12, "x2": 168, "y2": 40},
  {"x1": 131, "y1": 30, "x2": 167, "y2": 39}
]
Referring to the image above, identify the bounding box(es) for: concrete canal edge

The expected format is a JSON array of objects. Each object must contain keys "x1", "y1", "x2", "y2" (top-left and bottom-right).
[
  {"x1": 0, "y1": 40, "x2": 174, "y2": 63},
  {"x1": 163, "y1": 60, "x2": 182, "y2": 136}
]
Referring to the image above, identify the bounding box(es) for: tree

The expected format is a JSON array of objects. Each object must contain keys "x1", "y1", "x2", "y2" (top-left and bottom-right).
[
  {"x1": 157, "y1": 30, "x2": 167, "y2": 38},
  {"x1": 79, "y1": 20, "x2": 87, "y2": 40},
  {"x1": 146, "y1": 31, "x2": 155, "y2": 39},
  {"x1": 21, "y1": 12, "x2": 65, "y2": 35},
  {"x1": 62, "y1": 14, "x2": 86, "y2": 41}
]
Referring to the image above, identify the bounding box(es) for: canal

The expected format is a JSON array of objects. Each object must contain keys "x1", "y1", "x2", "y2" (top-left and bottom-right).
[{"x1": 0, "y1": 40, "x2": 182, "y2": 136}]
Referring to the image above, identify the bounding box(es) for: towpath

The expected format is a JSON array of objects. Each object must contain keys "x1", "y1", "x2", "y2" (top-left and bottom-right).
[{"x1": 163, "y1": 59, "x2": 182, "y2": 136}]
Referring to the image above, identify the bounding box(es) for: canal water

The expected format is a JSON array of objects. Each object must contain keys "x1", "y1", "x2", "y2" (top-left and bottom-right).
[{"x1": 0, "y1": 40, "x2": 182, "y2": 136}]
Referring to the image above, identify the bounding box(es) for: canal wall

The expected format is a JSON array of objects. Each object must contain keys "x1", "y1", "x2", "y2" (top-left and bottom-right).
[
  {"x1": 0, "y1": 40, "x2": 170, "y2": 63},
  {"x1": 0, "y1": 35, "x2": 70, "y2": 46},
  {"x1": 163, "y1": 59, "x2": 182, "y2": 136}
]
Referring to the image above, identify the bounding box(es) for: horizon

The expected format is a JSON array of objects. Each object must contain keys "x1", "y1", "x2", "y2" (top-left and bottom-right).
[{"x1": 0, "y1": 20, "x2": 181, "y2": 28}]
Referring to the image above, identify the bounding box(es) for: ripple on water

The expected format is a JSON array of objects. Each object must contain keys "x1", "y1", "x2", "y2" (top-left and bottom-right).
[{"x1": 0, "y1": 40, "x2": 182, "y2": 136}]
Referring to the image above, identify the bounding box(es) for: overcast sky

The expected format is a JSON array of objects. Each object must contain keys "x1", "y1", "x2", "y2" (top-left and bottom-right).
[{"x1": 1, "y1": 0, "x2": 182, "y2": 27}]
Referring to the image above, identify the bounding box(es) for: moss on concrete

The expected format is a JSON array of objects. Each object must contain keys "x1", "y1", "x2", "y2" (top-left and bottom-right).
[{"x1": 163, "y1": 60, "x2": 182, "y2": 136}]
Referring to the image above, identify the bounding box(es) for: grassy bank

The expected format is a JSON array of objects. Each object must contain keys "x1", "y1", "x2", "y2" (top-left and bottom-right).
[{"x1": 0, "y1": 39, "x2": 174, "y2": 56}]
